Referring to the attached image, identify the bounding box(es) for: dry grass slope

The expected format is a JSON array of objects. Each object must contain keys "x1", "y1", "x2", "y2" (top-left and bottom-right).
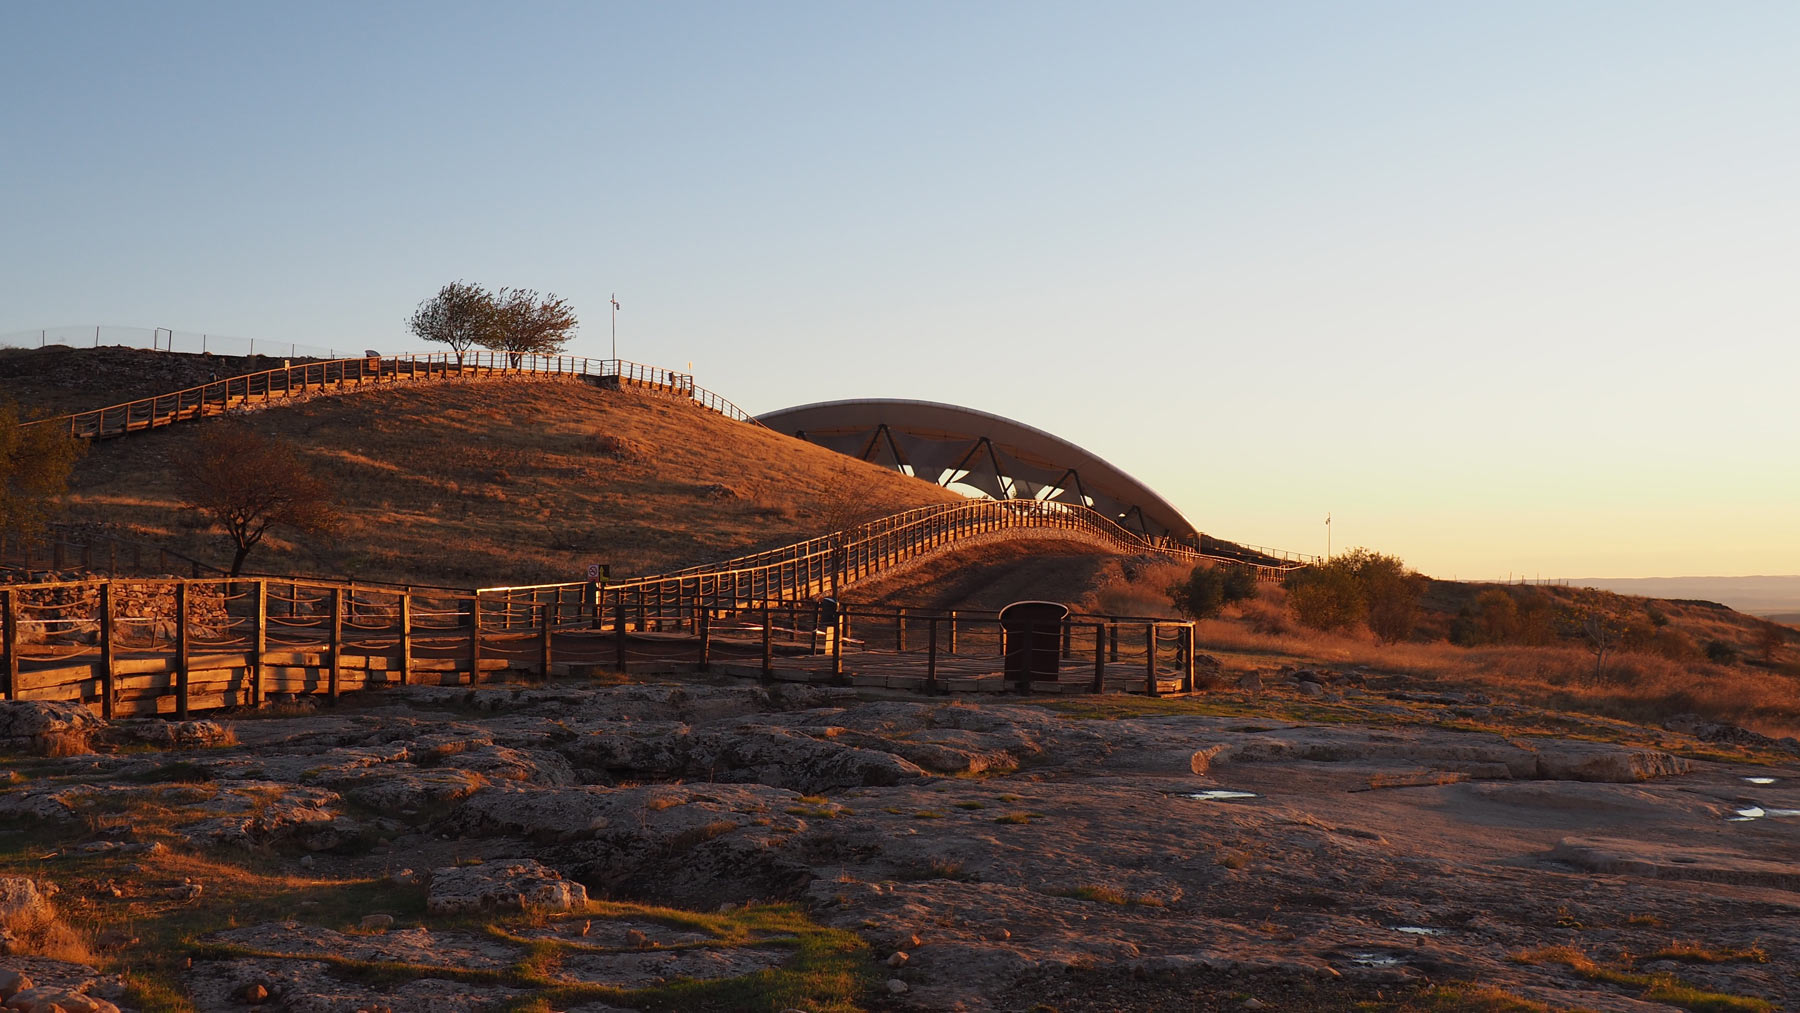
[{"x1": 54, "y1": 375, "x2": 964, "y2": 586}]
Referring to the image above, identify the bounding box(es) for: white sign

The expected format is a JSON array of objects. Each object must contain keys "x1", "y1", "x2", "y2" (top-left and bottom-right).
[{"x1": 586, "y1": 563, "x2": 601, "y2": 582}]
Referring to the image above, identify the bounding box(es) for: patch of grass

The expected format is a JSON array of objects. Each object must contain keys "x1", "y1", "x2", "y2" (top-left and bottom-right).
[
  {"x1": 953, "y1": 801, "x2": 985, "y2": 810},
  {"x1": 993, "y1": 812, "x2": 1034, "y2": 825},
  {"x1": 911, "y1": 810, "x2": 945, "y2": 820},
  {"x1": 1645, "y1": 942, "x2": 1769, "y2": 965},
  {"x1": 1512, "y1": 946, "x2": 1774, "y2": 1012},
  {"x1": 1408, "y1": 984, "x2": 1555, "y2": 1012},
  {"x1": 1046, "y1": 885, "x2": 1163, "y2": 908},
  {"x1": 507, "y1": 901, "x2": 874, "y2": 1013},
  {"x1": 1216, "y1": 849, "x2": 1253, "y2": 870}
]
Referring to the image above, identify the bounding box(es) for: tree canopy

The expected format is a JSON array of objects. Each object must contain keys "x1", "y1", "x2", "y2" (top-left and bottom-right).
[
  {"x1": 1168, "y1": 564, "x2": 1258, "y2": 620},
  {"x1": 406, "y1": 280, "x2": 494, "y2": 364},
  {"x1": 0, "y1": 403, "x2": 82, "y2": 546},
  {"x1": 487, "y1": 287, "x2": 578, "y2": 366},
  {"x1": 1282, "y1": 547, "x2": 1426, "y2": 642},
  {"x1": 172, "y1": 423, "x2": 339, "y2": 576}
]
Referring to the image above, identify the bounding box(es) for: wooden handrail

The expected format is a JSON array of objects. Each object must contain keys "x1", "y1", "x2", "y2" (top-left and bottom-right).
[{"x1": 20, "y1": 350, "x2": 764, "y2": 439}]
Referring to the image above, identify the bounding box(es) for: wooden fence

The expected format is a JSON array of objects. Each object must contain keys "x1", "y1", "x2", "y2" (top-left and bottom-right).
[
  {"x1": 0, "y1": 497, "x2": 1243, "y2": 716},
  {"x1": 479, "y1": 497, "x2": 1305, "y2": 624},
  {"x1": 21, "y1": 351, "x2": 761, "y2": 440},
  {"x1": 0, "y1": 574, "x2": 1200, "y2": 716}
]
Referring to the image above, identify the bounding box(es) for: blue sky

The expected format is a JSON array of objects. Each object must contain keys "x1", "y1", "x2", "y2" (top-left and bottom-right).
[{"x1": 5, "y1": 2, "x2": 1797, "y2": 579}]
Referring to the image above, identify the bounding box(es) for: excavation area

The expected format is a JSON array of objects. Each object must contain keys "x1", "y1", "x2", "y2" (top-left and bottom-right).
[{"x1": 2, "y1": 675, "x2": 1797, "y2": 1012}]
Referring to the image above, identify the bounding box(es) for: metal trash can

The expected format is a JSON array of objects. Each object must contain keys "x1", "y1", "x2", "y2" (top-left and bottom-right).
[
  {"x1": 814, "y1": 597, "x2": 841, "y2": 655},
  {"x1": 1000, "y1": 600, "x2": 1069, "y2": 690}
]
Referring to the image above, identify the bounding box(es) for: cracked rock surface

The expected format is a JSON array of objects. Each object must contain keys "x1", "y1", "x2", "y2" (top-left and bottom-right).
[{"x1": 1, "y1": 683, "x2": 1796, "y2": 1011}]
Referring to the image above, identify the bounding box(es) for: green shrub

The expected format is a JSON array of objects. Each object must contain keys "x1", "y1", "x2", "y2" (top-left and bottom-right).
[
  {"x1": 1283, "y1": 548, "x2": 1424, "y2": 642},
  {"x1": 1169, "y1": 565, "x2": 1257, "y2": 620}
]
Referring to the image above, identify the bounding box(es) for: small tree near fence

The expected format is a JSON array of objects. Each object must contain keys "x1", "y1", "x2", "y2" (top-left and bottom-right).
[
  {"x1": 174, "y1": 423, "x2": 340, "y2": 576},
  {"x1": 1169, "y1": 564, "x2": 1258, "y2": 620},
  {"x1": 407, "y1": 280, "x2": 494, "y2": 366},
  {"x1": 487, "y1": 288, "x2": 578, "y2": 367},
  {"x1": 0, "y1": 399, "x2": 82, "y2": 549}
]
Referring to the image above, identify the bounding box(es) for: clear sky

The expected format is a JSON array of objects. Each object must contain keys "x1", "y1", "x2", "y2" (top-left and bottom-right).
[{"x1": 5, "y1": 2, "x2": 1797, "y2": 580}]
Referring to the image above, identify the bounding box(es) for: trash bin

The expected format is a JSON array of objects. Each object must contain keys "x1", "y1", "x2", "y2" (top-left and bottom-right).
[
  {"x1": 813, "y1": 597, "x2": 841, "y2": 655},
  {"x1": 1000, "y1": 600, "x2": 1069, "y2": 690}
]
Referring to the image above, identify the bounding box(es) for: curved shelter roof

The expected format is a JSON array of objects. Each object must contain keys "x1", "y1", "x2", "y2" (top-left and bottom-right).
[{"x1": 757, "y1": 398, "x2": 1200, "y2": 543}]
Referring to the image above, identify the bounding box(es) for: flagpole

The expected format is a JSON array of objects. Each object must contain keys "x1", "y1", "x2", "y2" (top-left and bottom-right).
[
  {"x1": 610, "y1": 293, "x2": 618, "y2": 360},
  {"x1": 1325, "y1": 513, "x2": 1331, "y2": 561}
]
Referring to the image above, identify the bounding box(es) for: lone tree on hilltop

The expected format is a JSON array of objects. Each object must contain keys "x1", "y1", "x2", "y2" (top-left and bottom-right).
[
  {"x1": 487, "y1": 288, "x2": 578, "y2": 367},
  {"x1": 174, "y1": 423, "x2": 340, "y2": 576},
  {"x1": 407, "y1": 280, "x2": 494, "y2": 367},
  {"x1": 0, "y1": 401, "x2": 82, "y2": 548}
]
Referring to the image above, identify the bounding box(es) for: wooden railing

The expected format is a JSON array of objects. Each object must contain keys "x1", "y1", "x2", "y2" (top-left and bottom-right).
[
  {"x1": 470, "y1": 497, "x2": 1305, "y2": 645},
  {"x1": 0, "y1": 497, "x2": 1289, "y2": 715},
  {"x1": 21, "y1": 350, "x2": 762, "y2": 439},
  {"x1": 0, "y1": 569, "x2": 1203, "y2": 716}
]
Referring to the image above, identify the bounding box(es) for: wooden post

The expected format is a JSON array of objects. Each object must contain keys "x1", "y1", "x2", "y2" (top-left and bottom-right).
[
  {"x1": 760, "y1": 601, "x2": 773, "y2": 680},
  {"x1": 466, "y1": 597, "x2": 482, "y2": 686},
  {"x1": 1144, "y1": 623, "x2": 1158, "y2": 697},
  {"x1": 176, "y1": 582, "x2": 191, "y2": 719},
  {"x1": 831, "y1": 609, "x2": 844, "y2": 680},
  {"x1": 1061, "y1": 620, "x2": 1072, "y2": 659},
  {"x1": 251, "y1": 581, "x2": 267, "y2": 705},
  {"x1": 896, "y1": 607, "x2": 906, "y2": 652},
  {"x1": 397, "y1": 591, "x2": 412, "y2": 687},
  {"x1": 948, "y1": 610, "x2": 958, "y2": 654},
  {"x1": 99, "y1": 583, "x2": 115, "y2": 719},
  {"x1": 1092, "y1": 623, "x2": 1106, "y2": 693},
  {"x1": 698, "y1": 607, "x2": 711, "y2": 671},
  {"x1": 1109, "y1": 622, "x2": 1119, "y2": 662},
  {"x1": 1, "y1": 589, "x2": 14, "y2": 703},
  {"x1": 328, "y1": 587, "x2": 342, "y2": 703},
  {"x1": 615, "y1": 595, "x2": 628, "y2": 671},
  {"x1": 926, "y1": 618, "x2": 939, "y2": 695},
  {"x1": 1183, "y1": 625, "x2": 1196, "y2": 693},
  {"x1": 539, "y1": 602, "x2": 555, "y2": 677}
]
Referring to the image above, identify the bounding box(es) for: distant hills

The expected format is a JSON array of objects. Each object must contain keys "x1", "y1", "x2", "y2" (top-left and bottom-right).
[{"x1": 1568, "y1": 575, "x2": 1800, "y2": 618}]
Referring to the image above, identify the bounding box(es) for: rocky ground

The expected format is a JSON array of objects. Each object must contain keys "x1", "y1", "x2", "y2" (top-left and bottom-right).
[{"x1": 1, "y1": 673, "x2": 1797, "y2": 1012}]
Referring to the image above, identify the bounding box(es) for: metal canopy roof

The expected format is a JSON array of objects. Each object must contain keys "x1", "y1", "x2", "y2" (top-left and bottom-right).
[{"x1": 758, "y1": 398, "x2": 1200, "y2": 543}]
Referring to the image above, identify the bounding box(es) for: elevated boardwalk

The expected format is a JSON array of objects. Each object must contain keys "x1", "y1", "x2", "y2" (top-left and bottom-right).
[{"x1": 1, "y1": 345, "x2": 1303, "y2": 716}]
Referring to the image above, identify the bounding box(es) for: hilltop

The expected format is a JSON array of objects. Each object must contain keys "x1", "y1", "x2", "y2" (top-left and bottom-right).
[
  {"x1": 0, "y1": 345, "x2": 315, "y2": 418},
  {"x1": 35, "y1": 363, "x2": 964, "y2": 586}
]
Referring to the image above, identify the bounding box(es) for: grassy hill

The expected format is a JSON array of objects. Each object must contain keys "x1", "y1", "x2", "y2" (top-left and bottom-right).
[
  {"x1": 0, "y1": 344, "x2": 313, "y2": 417},
  {"x1": 44, "y1": 370, "x2": 964, "y2": 586}
]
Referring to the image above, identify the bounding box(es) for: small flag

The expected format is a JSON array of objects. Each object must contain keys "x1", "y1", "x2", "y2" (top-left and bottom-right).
[
  {"x1": 611, "y1": 296, "x2": 620, "y2": 311},
  {"x1": 1325, "y1": 514, "x2": 1331, "y2": 525}
]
